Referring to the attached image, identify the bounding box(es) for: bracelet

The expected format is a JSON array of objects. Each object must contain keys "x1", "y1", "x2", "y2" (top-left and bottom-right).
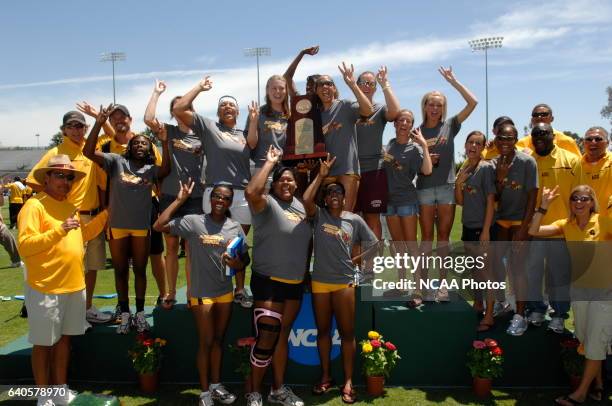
[
  {"x1": 382, "y1": 84, "x2": 391, "y2": 90},
  {"x1": 536, "y1": 207, "x2": 548, "y2": 214}
]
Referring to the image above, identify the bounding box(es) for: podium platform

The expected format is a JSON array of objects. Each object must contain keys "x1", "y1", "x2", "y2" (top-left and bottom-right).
[{"x1": 0, "y1": 286, "x2": 580, "y2": 387}]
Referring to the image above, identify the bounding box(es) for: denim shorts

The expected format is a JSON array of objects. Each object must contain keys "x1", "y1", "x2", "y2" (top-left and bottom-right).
[
  {"x1": 416, "y1": 184, "x2": 455, "y2": 206},
  {"x1": 383, "y1": 203, "x2": 419, "y2": 217}
]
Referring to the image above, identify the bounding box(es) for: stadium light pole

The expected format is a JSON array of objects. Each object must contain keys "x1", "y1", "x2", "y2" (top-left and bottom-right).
[
  {"x1": 100, "y1": 52, "x2": 126, "y2": 104},
  {"x1": 468, "y1": 37, "x2": 503, "y2": 139},
  {"x1": 35, "y1": 133, "x2": 40, "y2": 148},
  {"x1": 244, "y1": 47, "x2": 271, "y2": 106}
]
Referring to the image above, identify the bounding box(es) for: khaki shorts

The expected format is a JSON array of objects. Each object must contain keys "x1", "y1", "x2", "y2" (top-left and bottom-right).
[
  {"x1": 81, "y1": 214, "x2": 106, "y2": 271},
  {"x1": 572, "y1": 300, "x2": 612, "y2": 360},
  {"x1": 25, "y1": 284, "x2": 87, "y2": 346}
]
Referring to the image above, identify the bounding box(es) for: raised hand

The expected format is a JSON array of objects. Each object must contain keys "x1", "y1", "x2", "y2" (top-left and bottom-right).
[
  {"x1": 338, "y1": 62, "x2": 356, "y2": 86},
  {"x1": 76, "y1": 101, "x2": 100, "y2": 118},
  {"x1": 318, "y1": 153, "x2": 336, "y2": 178},
  {"x1": 266, "y1": 146, "x2": 282, "y2": 164},
  {"x1": 151, "y1": 118, "x2": 167, "y2": 142},
  {"x1": 96, "y1": 103, "x2": 114, "y2": 125},
  {"x1": 411, "y1": 128, "x2": 427, "y2": 147},
  {"x1": 438, "y1": 66, "x2": 457, "y2": 84},
  {"x1": 154, "y1": 79, "x2": 167, "y2": 94},
  {"x1": 456, "y1": 162, "x2": 475, "y2": 185},
  {"x1": 176, "y1": 179, "x2": 195, "y2": 203},
  {"x1": 198, "y1": 76, "x2": 213, "y2": 92},
  {"x1": 248, "y1": 101, "x2": 259, "y2": 122},
  {"x1": 376, "y1": 66, "x2": 389, "y2": 86},
  {"x1": 495, "y1": 154, "x2": 512, "y2": 184},
  {"x1": 303, "y1": 46, "x2": 319, "y2": 56},
  {"x1": 541, "y1": 185, "x2": 560, "y2": 208}
]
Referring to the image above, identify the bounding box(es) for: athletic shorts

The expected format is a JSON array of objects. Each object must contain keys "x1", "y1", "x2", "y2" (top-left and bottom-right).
[
  {"x1": 159, "y1": 194, "x2": 203, "y2": 218},
  {"x1": 81, "y1": 213, "x2": 106, "y2": 271},
  {"x1": 150, "y1": 197, "x2": 164, "y2": 255},
  {"x1": 203, "y1": 187, "x2": 251, "y2": 226},
  {"x1": 108, "y1": 228, "x2": 148, "y2": 239},
  {"x1": 311, "y1": 280, "x2": 354, "y2": 294},
  {"x1": 189, "y1": 291, "x2": 234, "y2": 306},
  {"x1": 355, "y1": 169, "x2": 388, "y2": 213},
  {"x1": 25, "y1": 284, "x2": 87, "y2": 346},
  {"x1": 250, "y1": 272, "x2": 304, "y2": 303},
  {"x1": 384, "y1": 203, "x2": 419, "y2": 217},
  {"x1": 461, "y1": 226, "x2": 487, "y2": 242},
  {"x1": 416, "y1": 184, "x2": 455, "y2": 206}
]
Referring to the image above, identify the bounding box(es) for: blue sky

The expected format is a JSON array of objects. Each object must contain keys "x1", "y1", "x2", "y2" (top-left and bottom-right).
[{"x1": 0, "y1": 0, "x2": 610, "y2": 150}]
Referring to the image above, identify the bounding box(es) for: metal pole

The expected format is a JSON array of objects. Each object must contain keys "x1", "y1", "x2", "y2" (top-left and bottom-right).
[
  {"x1": 256, "y1": 53, "x2": 261, "y2": 106},
  {"x1": 485, "y1": 47, "x2": 489, "y2": 140},
  {"x1": 112, "y1": 59, "x2": 116, "y2": 104}
]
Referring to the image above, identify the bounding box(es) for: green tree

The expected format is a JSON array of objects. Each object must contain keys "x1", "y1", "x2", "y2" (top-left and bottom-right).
[
  {"x1": 563, "y1": 131, "x2": 583, "y2": 154},
  {"x1": 48, "y1": 131, "x2": 63, "y2": 148}
]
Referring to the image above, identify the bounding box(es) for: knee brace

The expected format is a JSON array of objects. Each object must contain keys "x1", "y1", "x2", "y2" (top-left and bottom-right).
[{"x1": 250, "y1": 307, "x2": 283, "y2": 368}]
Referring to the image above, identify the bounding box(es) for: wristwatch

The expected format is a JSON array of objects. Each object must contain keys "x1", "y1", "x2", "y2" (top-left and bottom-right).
[{"x1": 536, "y1": 207, "x2": 548, "y2": 214}]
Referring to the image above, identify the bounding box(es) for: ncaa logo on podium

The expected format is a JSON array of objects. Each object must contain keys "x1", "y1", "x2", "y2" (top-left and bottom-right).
[{"x1": 288, "y1": 293, "x2": 341, "y2": 365}]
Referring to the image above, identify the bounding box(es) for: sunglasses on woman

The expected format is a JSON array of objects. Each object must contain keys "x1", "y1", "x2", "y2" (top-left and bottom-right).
[{"x1": 570, "y1": 195, "x2": 592, "y2": 203}]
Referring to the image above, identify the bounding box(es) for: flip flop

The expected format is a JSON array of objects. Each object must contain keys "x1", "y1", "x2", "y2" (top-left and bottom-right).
[
  {"x1": 340, "y1": 386, "x2": 356, "y2": 404},
  {"x1": 162, "y1": 298, "x2": 177, "y2": 310},
  {"x1": 312, "y1": 379, "x2": 335, "y2": 395},
  {"x1": 554, "y1": 395, "x2": 584, "y2": 405}
]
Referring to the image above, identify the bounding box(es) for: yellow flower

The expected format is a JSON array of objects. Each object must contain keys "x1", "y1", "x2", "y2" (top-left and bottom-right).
[
  {"x1": 362, "y1": 343, "x2": 373, "y2": 353},
  {"x1": 367, "y1": 331, "x2": 380, "y2": 340},
  {"x1": 160, "y1": 339, "x2": 167, "y2": 346}
]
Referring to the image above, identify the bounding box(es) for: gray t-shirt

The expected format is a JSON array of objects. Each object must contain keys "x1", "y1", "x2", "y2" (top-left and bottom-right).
[
  {"x1": 384, "y1": 139, "x2": 423, "y2": 206},
  {"x1": 416, "y1": 115, "x2": 461, "y2": 189},
  {"x1": 460, "y1": 162, "x2": 497, "y2": 229},
  {"x1": 168, "y1": 214, "x2": 247, "y2": 298},
  {"x1": 161, "y1": 124, "x2": 204, "y2": 197},
  {"x1": 321, "y1": 99, "x2": 360, "y2": 176},
  {"x1": 251, "y1": 195, "x2": 312, "y2": 281},
  {"x1": 102, "y1": 153, "x2": 159, "y2": 229},
  {"x1": 312, "y1": 208, "x2": 377, "y2": 284},
  {"x1": 246, "y1": 109, "x2": 288, "y2": 168},
  {"x1": 191, "y1": 114, "x2": 251, "y2": 188},
  {"x1": 356, "y1": 103, "x2": 388, "y2": 173},
  {"x1": 492, "y1": 151, "x2": 539, "y2": 221}
]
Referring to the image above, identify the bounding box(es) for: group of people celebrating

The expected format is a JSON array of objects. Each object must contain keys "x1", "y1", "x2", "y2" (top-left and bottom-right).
[{"x1": 12, "y1": 45, "x2": 611, "y2": 406}]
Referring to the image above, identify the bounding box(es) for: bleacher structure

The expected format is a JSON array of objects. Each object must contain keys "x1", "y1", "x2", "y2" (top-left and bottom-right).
[{"x1": 0, "y1": 148, "x2": 47, "y2": 179}]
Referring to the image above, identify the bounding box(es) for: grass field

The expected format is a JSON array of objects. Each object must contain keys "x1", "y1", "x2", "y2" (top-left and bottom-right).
[{"x1": 1, "y1": 205, "x2": 607, "y2": 405}]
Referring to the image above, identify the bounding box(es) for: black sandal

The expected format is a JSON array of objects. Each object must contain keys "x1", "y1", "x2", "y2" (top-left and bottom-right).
[
  {"x1": 554, "y1": 395, "x2": 584, "y2": 405},
  {"x1": 340, "y1": 386, "x2": 356, "y2": 404}
]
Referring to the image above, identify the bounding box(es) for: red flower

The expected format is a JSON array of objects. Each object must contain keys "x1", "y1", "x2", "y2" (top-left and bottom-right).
[
  {"x1": 371, "y1": 339, "x2": 381, "y2": 348},
  {"x1": 237, "y1": 337, "x2": 256, "y2": 347},
  {"x1": 143, "y1": 339, "x2": 154, "y2": 346},
  {"x1": 484, "y1": 338, "x2": 498, "y2": 348},
  {"x1": 472, "y1": 340, "x2": 486, "y2": 349},
  {"x1": 491, "y1": 347, "x2": 503, "y2": 356},
  {"x1": 384, "y1": 342, "x2": 397, "y2": 351}
]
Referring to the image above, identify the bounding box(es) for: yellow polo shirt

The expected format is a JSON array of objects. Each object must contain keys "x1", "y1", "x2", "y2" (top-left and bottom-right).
[
  {"x1": 579, "y1": 151, "x2": 612, "y2": 217},
  {"x1": 27, "y1": 137, "x2": 104, "y2": 211},
  {"x1": 17, "y1": 193, "x2": 108, "y2": 294},
  {"x1": 552, "y1": 214, "x2": 612, "y2": 288},
  {"x1": 6, "y1": 182, "x2": 26, "y2": 204},
  {"x1": 531, "y1": 146, "x2": 581, "y2": 233},
  {"x1": 483, "y1": 129, "x2": 581, "y2": 160}
]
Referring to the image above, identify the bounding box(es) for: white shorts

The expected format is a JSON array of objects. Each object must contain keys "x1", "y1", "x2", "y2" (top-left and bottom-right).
[
  {"x1": 572, "y1": 300, "x2": 612, "y2": 360},
  {"x1": 202, "y1": 187, "x2": 251, "y2": 225},
  {"x1": 25, "y1": 284, "x2": 87, "y2": 346}
]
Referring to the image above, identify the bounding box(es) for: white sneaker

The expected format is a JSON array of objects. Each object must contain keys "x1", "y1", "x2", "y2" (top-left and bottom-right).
[
  {"x1": 526, "y1": 311, "x2": 545, "y2": 327},
  {"x1": 53, "y1": 389, "x2": 77, "y2": 405},
  {"x1": 547, "y1": 317, "x2": 565, "y2": 334},
  {"x1": 210, "y1": 383, "x2": 237, "y2": 404},
  {"x1": 199, "y1": 391, "x2": 214, "y2": 406},
  {"x1": 37, "y1": 397, "x2": 55, "y2": 406},
  {"x1": 134, "y1": 311, "x2": 151, "y2": 333},
  {"x1": 268, "y1": 385, "x2": 304, "y2": 406},
  {"x1": 86, "y1": 305, "x2": 112, "y2": 324},
  {"x1": 506, "y1": 314, "x2": 528, "y2": 336},
  {"x1": 11, "y1": 260, "x2": 24, "y2": 268},
  {"x1": 116, "y1": 312, "x2": 131, "y2": 334},
  {"x1": 492, "y1": 301, "x2": 511, "y2": 318},
  {"x1": 245, "y1": 392, "x2": 263, "y2": 406},
  {"x1": 234, "y1": 290, "x2": 254, "y2": 308}
]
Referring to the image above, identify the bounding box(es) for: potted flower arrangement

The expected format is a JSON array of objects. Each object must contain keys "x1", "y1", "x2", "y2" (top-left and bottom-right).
[
  {"x1": 560, "y1": 337, "x2": 584, "y2": 390},
  {"x1": 229, "y1": 337, "x2": 256, "y2": 393},
  {"x1": 359, "y1": 330, "x2": 400, "y2": 396},
  {"x1": 128, "y1": 333, "x2": 167, "y2": 393},
  {"x1": 466, "y1": 338, "x2": 504, "y2": 397}
]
